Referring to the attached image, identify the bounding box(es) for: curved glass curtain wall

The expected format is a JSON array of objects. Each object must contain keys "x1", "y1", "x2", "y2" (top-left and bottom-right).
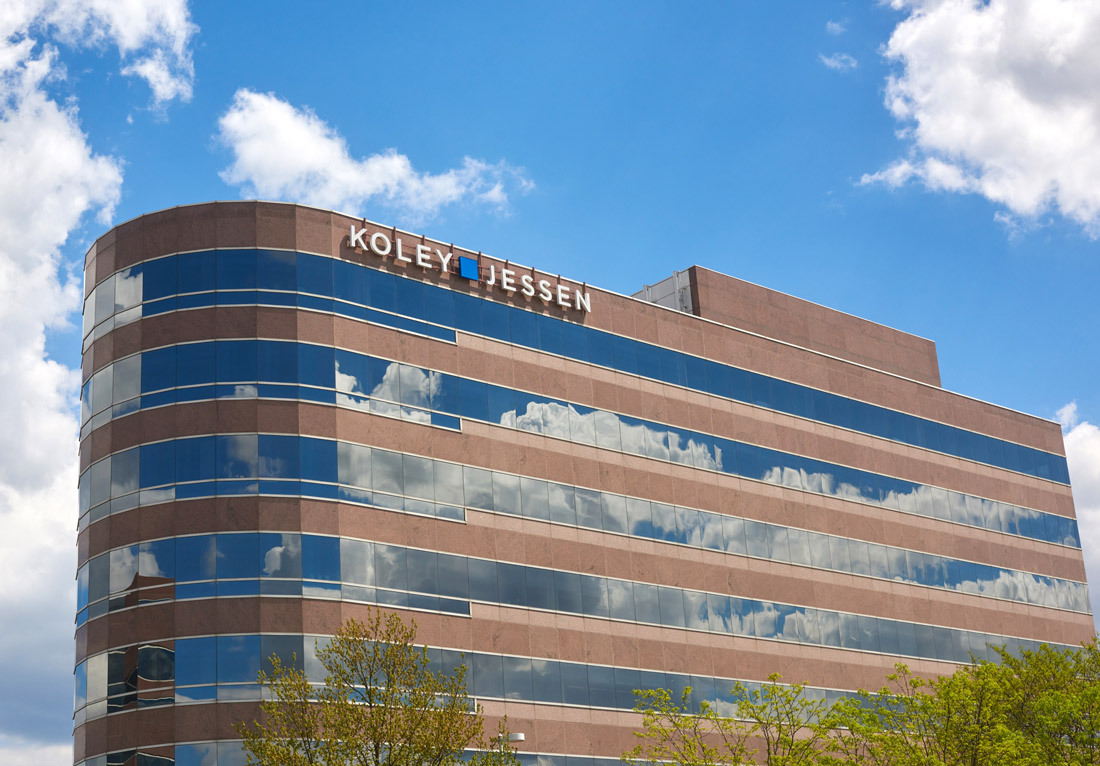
[
  {"x1": 76, "y1": 433, "x2": 1088, "y2": 613},
  {"x1": 79, "y1": 340, "x2": 1081, "y2": 549},
  {"x1": 76, "y1": 622, "x2": 1058, "y2": 729},
  {"x1": 75, "y1": 530, "x2": 1073, "y2": 673},
  {"x1": 79, "y1": 747, "x2": 651, "y2": 766},
  {"x1": 80, "y1": 248, "x2": 1070, "y2": 485}
]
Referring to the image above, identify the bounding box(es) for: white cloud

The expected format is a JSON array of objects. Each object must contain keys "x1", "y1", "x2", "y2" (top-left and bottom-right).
[
  {"x1": 820, "y1": 52, "x2": 859, "y2": 71},
  {"x1": 1058, "y1": 403, "x2": 1100, "y2": 626},
  {"x1": 0, "y1": 0, "x2": 195, "y2": 755},
  {"x1": 217, "y1": 89, "x2": 534, "y2": 223},
  {"x1": 867, "y1": 0, "x2": 1100, "y2": 236},
  {"x1": 826, "y1": 20, "x2": 847, "y2": 35},
  {"x1": 1, "y1": 0, "x2": 196, "y2": 104},
  {"x1": 0, "y1": 738, "x2": 71, "y2": 766}
]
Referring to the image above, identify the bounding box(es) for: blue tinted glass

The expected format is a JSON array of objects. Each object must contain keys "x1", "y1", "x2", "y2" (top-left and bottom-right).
[
  {"x1": 395, "y1": 274, "x2": 428, "y2": 320},
  {"x1": 175, "y1": 636, "x2": 216, "y2": 686},
  {"x1": 177, "y1": 251, "x2": 216, "y2": 294},
  {"x1": 216, "y1": 340, "x2": 257, "y2": 382},
  {"x1": 216, "y1": 250, "x2": 257, "y2": 290},
  {"x1": 259, "y1": 435, "x2": 299, "y2": 478},
  {"x1": 481, "y1": 301, "x2": 510, "y2": 342},
  {"x1": 176, "y1": 342, "x2": 216, "y2": 387},
  {"x1": 587, "y1": 330, "x2": 614, "y2": 367},
  {"x1": 453, "y1": 293, "x2": 483, "y2": 335},
  {"x1": 217, "y1": 634, "x2": 261, "y2": 683},
  {"x1": 367, "y1": 269, "x2": 397, "y2": 313},
  {"x1": 297, "y1": 344, "x2": 335, "y2": 388},
  {"x1": 683, "y1": 355, "x2": 707, "y2": 391},
  {"x1": 510, "y1": 308, "x2": 538, "y2": 347},
  {"x1": 300, "y1": 437, "x2": 337, "y2": 484},
  {"x1": 703, "y1": 360, "x2": 729, "y2": 397},
  {"x1": 175, "y1": 436, "x2": 215, "y2": 483},
  {"x1": 457, "y1": 378, "x2": 488, "y2": 422},
  {"x1": 636, "y1": 343, "x2": 661, "y2": 380},
  {"x1": 139, "y1": 441, "x2": 175, "y2": 488},
  {"x1": 256, "y1": 250, "x2": 296, "y2": 290},
  {"x1": 142, "y1": 256, "x2": 177, "y2": 301},
  {"x1": 217, "y1": 533, "x2": 259, "y2": 579},
  {"x1": 559, "y1": 321, "x2": 588, "y2": 363},
  {"x1": 297, "y1": 254, "x2": 333, "y2": 296},
  {"x1": 258, "y1": 341, "x2": 297, "y2": 383},
  {"x1": 422, "y1": 284, "x2": 455, "y2": 327},
  {"x1": 658, "y1": 348, "x2": 685, "y2": 386},
  {"x1": 536, "y1": 314, "x2": 563, "y2": 356},
  {"x1": 429, "y1": 372, "x2": 460, "y2": 415},
  {"x1": 176, "y1": 535, "x2": 216, "y2": 582},
  {"x1": 486, "y1": 385, "x2": 515, "y2": 425},
  {"x1": 610, "y1": 335, "x2": 638, "y2": 375},
  {"x1": 216, "y1": 434, "x2": 258, "y2": 479},
  {"x1": 332, "y1": 260, "x2": 367, "y2": 305},
  {"x1": 141, "y1": 346, "x2": 176, "y2": 392}
]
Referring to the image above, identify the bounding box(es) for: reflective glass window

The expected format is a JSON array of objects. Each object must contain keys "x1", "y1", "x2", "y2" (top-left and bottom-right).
[
  {"x1": 547, "y1": 482, "x2": 576, "y2": 525},
  {"x1": 375, "y1": 545, "x2": 408, "y2": 591},
  {"x1": 176, "y1": 343, "x2": 216, "y2": 388},
  {"x1": 217, "y1": 634, "x2": 261, "y2": 683},
  {"x1": 175, "y1": 637, "x2": 215, "y2": 686},
  {"x1": 216, "y1": 435, "x2": 258, "y2": 479}
]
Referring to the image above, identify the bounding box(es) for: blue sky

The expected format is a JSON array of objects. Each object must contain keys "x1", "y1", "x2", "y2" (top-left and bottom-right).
[{"x1": 2, "y1": 1, "x2": 1100, "y2": 762}]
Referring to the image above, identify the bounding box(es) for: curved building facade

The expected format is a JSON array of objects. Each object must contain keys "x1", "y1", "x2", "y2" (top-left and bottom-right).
[{"x1": 75, "y1": 202, "x2": 1093, "y2": 765}]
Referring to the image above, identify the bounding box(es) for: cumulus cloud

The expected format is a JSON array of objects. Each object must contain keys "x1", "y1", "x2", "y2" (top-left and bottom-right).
[
  {"x1": 820, "y1": 52, "x2": 858, "y2": 71},
  {"x1": 1058, "y1": 403, "x2": 1100, "y2": 625},
  {"x1": 826, "y1": 20, "x2": 847, "y2": 35},
  {"x1": 217, "y1": 89, "x2": 534, "y2": 223},
  {"x1": 1, "y1": 0, "x2": 196, "y2": 104},
  {"x1": 865, "y1": 0, "x2": 1100, "y2": 236},
  {"x1": 0, "y1": 0, "x2": 194, "y2": 753}
]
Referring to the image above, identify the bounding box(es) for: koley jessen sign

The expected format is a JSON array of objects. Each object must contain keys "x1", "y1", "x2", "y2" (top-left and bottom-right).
[{"x1": 349, "y1": 225, "x2": 592, "y2": 313}]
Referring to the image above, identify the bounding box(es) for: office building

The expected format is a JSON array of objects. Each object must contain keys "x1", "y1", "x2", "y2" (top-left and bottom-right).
[{"x1": 75, "y1": 202, "x2": 1092, "y2": 765}]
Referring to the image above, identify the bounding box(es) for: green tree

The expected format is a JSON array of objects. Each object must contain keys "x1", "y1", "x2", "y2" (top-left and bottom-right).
[
  {"x1": 624, "y1": 675, "x2": 829, "y2": 766},
  {"x1": 236, "y1": 608, "x2": 521, "y2": 766}
]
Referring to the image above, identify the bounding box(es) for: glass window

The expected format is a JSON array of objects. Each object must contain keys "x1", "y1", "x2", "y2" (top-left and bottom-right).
[
  {"x1": 463, "y1": 466, "x2": 493, "y2": 511},
  {"x1": 217, "y1": 634, "x2": 261, "y2": 683},
  {"x1": 658, "y1": 587, "x2": 686, "y2": 628},
  {"x1": 531, "y1": 659, "x2": 562, "y2": 703},
  {"x1": 493, "y1": 472, "x2": 521, "y2": 516},
  {"x1": 601, "y1": 494, "x2": 628, "y2": 534},
  {"x1": 593, "y1": 410, "x2": 622, "y2": 451},
  {"x1": 375, "y1": 545, "x2": 408, "y2": 591},
  {"x1": 372, "y1": 449, "x2": 403, "y2": 495},
  {"x1": 436, "y1": 554, "x2": 468, "y2": 599},
  {"x1": 548, "y1": 483, "x2": 576, "y2": 525},
  {"x1": 467, "y1": 559, "x2": 498, "y2": 602},
  {"x1": 553, "y1": 571, "x2": 582, "y2": 614},
  {"x1": 259, "y1": 533, "x2": 301, "y2": 578},
  {"x1": 520, "y1": 477, "x2": 550, "y2": 521},
  {"x1": 141, "y1": 346, "x2": 176, "y2": 393},
  {"x1": 175, "y1": 637, "x2": 216, "y2": 686},
  {"x1": 405, "y1": 548, "x2": 438, "y2": 594},
  {"x1": 575, "y1": 488, "x2": 602, "y2": 529},
  {"x1": 786, "y1": 528, "x2": 811, "y2": 567},
  {"x1": 337, "y1": 442, "x2": 371, "y2": 489},
  {"x1": 216, "y1": 435, "x2": 258, "y2": 479},
  {"x1": 626, "y1": 498, "x2": 653, "y2": 537},
  {"x1": 216, "y1": 534, "x2": 259, "y2": 579},
  {"x1": 110, "y1": 448, "x2": 139, "y2": 498},
  {"x1": 723, "y1": 516, "x2": 747, "y2": 556},
  {"x1": 176, "y1": 535, "x2": 217, "y2": 582},
  {"x1": 473, "y1": 653, "x2": 503, "y2": 699},
  {"x1": 339, "y1": 539, "x2": 374, "y2": 586},
  {"x1": 526, "y1": 567, "x2": 556, "y2": 610},
  {"x1": 216, "y1": 340, "x2": 258, "y2": 383},
  {"x1": 402, "y1": 455, "x2": 434, "y2": 501},
  {"x1": 176, "y1": 343, "x2": 215, "y2": 388},
  {"x1": 558, "y1": 661, "x2": 589, "y2": 706},
  {"x1": 765, "y1": 525, "x2": 790, "y2": 563},
  {"x1": 259, "y1": 435, "x2": 299, "y2": 479},
  {"x1": 457, "y1": 377, "x2": 489, "y2": 422},
  {"x1": 633, "y1": 582, "x2": 660, "y2": 625},
  {"x1": 137, "y1": 440, "x2": 173, "y2": 488},
  {"x1": 298, "y1": 343, "x2": 336, "y2": 389},
  {"x1": 580, "y1": 575, "x2": 609, "y2": 618},
  {"x1": 109, "y1": 545, "x2": 139, "y2": 594},
  {"x1": 497, "y1": 562, "x2": 527, "y2": 606}
]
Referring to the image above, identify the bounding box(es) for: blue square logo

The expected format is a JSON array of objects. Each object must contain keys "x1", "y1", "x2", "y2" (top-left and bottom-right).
[{"x1": 458, "y1": 256, "x2": 479, "y2": 281}]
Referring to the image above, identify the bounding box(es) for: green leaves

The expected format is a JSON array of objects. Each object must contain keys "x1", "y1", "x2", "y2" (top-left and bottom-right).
[
  {"x1": 235, "y1": 608, "x2": 521, "y2": 766},
  {"x1": 625, "y1": 640, "x2": 1100, "y2": 766}
]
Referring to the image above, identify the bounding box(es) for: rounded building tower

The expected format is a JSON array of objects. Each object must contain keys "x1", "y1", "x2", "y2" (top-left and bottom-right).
[{"x1": 76, "y1": 202, "x2": 1092, "y2": 765}]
